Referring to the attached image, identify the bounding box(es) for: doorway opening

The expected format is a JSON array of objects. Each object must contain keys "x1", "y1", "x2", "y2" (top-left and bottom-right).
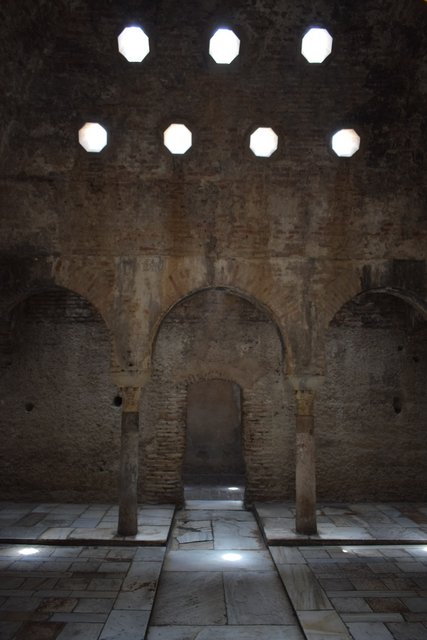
[{"x1": 183, "y1": 379, "x2": 245, "y2": 502}]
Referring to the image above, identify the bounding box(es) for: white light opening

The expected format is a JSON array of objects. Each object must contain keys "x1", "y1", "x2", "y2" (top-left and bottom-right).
[
  {"x1": 249, "y1": 127, "x2": 278, "y2": 158},
  {"x1": 209, "y1": 28, "x2": 240, "y2": 64},
  {"x1": 331, "y1": 128, "x2": 360, "y2": 157},
  {"x1": 163, "y1": 123, "x2": 192, "y2": 155},
  {"x1": 301, "y1": 27, "x2": 333, "y2": 63},
  {"x1": 118, "y1": 26, "x2": 150, "y2": 62},
  {"x1": 78, "y1": 122, "x2": 108, "y2": 153},
  {"x1": 222, "y1": 552, "x2": 242, "y2": 562},
  {"x1": 18, "y1": 547, "x2": 39, "y2": 556},
  {"x1": 228, "y1": 487, "x2": 240, "y2": 491}
]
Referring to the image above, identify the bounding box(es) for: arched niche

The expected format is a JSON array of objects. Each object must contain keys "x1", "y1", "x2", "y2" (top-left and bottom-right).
[
  {"x1": 0, "y1": 287, "x2": 121, "y2": 502},
  {"x1": 139, "y1": 287, "x2": 294, "y2": 506},
  {"x1": 316, "y1": 290, "x2": 427, "y2": 501}
]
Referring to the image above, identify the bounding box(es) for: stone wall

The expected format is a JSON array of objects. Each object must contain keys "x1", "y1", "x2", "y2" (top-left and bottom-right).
[
  {"x1": 317, "y1": 294, "x2": 427, "y2": 501},
  {"x1": 0, "y1": 290, "x2": 121, "y2": 501},
  {"x1": 0, "y1": 0, "x2": 426, "y2": 505}
]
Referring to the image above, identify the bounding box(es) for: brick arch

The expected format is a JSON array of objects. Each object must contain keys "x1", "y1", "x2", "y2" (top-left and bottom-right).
[
  {"x1": 139, "y1": 286, "x2": 295, "y2": 506},
  {"x1": 2, "y1": 283, "x2": 118, "y2": 372},
  {"x1": 328, "y1": 286, "x2": 427, "y2": 326},
  {"x1": 0, "y1": 283, "x2": 121, "y2": 502},
  {"x1": 150, "y1": 285, "x2": 286, "y2": 370},
  {"x1": 316, "y1": 284, "x2": 427, "y2": 502}
]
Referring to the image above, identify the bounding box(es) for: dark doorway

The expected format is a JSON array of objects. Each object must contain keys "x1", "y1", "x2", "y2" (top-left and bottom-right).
[{"x1": 184, "y1": 379, "x2": 245, "y2": 499}]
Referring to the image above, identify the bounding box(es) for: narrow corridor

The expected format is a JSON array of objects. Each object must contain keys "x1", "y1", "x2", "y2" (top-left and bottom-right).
[{"x1": 146, "y1": 499, "x2": 304, "y2": 639}]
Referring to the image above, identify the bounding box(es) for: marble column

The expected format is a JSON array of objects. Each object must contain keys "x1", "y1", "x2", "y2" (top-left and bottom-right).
[
  {"x1": 118, "y1": 386, "x2": 141, "y2": 536},
  {"x1": 294, "y1": 388, "x2": 317, "y2": 535}
]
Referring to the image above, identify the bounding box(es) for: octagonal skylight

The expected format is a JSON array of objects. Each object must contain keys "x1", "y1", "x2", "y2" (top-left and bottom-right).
[
  {"x1": 78, "y1": 123, "x2": 108, "y2": 153},
  {"x1": 331, "y1": 129, "x2": 360, "y2": 157},
  {"x1": 118, "y1": 26, "x2": 150, "y2": 62},
  {"x1": 249, "y1": 127, "x2": 278, "y2": 157},
  {"x1": 163, "y1": 123, "x2": 192, "y2": 155},
  {"x1": 209, "y1": 28, "x2": 240, "y2": 64},
  {"x1": 301, "y1": 27, "x2": 333, "y2": 63}
]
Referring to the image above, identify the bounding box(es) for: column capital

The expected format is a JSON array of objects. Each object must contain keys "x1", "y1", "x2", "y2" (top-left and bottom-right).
[
  {"x1": 120, "y1": 386, "x2": 143, "y2": 412},
  {"x1": 288, "y1": 374, "x2": 325, "y2": 392}
]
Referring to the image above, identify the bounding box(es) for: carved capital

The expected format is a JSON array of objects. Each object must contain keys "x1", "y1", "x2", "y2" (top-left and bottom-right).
[{"x1": 295, "y1": 389, "x2": 314, "y2": 416}]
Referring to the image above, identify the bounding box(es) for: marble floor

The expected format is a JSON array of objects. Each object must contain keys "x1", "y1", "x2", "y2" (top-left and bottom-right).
[
  {"x1": 146, "y1": 499, "x2": 305, "y2": 640},
  {"x1": 0, "y1": 503, "x2": 175, "y2": 545},
  {"x1": 1, "y1": 498, "x2": 427, "y2": 639},
  {"x1": 255, "y1": 503, "x2": 427, "y2": 545}
]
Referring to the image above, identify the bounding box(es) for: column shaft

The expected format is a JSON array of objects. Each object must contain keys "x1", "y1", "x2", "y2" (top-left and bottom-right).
[
  {"x1": 295, "y1": 414, "x2": 317, "y2": 534},
  {"x1": 118, "y1": 411, "x2": 139, "y2": 536}
]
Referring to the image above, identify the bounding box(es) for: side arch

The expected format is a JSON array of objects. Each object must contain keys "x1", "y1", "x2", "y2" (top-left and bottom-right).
[
  {"x1": 0, "y1": 285, "x2": 121, "y2": 501},
  {"x1": 316, "y1": 286, "x2": 427, "y2": 501}
]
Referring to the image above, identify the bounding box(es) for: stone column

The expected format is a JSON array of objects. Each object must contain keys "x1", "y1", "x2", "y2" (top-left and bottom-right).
[
  {"x1": 117, "y1": 386, "x2": 142, "y2": 536},
  {"x1": 294, "y1": 389, "x2": 317, "y2": 535}
]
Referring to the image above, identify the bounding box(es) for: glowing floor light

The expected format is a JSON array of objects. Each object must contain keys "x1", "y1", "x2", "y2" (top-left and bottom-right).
[
  {"x1": 118, "y1": 26, "x2": 150, "y2": 62},
  {"x1": 228, "y1": 487, "x2": 240, "y2": 491},
  {"x1": 209, "y1": 28, "x2": 240, "y2": 64},
  {"x1": 222, "y1": 552, "x2": 242, "y2": 562},
  {"x1": 18, "y1": 547, "x2": 39, "y2": 556}
]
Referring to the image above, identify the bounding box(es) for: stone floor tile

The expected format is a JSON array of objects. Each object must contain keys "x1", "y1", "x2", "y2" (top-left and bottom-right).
[
  {"x1": 342, "y1": 613, "x2": 404, "y2": 622},
  {"x1": 99, "y1": 609, "x2": 150, "y2": 639},
  {"x1": 37, "y1": 597, "x2": 78, "y2": 613},
  {"x1": 57, "y1": 622, "x2": 104, "y2": 639},
  {"x1": 0, "y1": 621, "x2": 22, "y2": 639},
  {"x1": 224, "y1": 570, "x2": 295, "y2": 624},
  {"x1": 114, "y1": 590, "x2": 156, "y2": 611},
  {"x1": 269, "y1": 546, "x2": 306, "y2": 564},
  {"x1": 106, "y1": 549, "x2": 137, "y2": 561},
  {"x1": 51, "y1": 612, "x2": 107, "y2": 623},
  {"x1": 386, "y1": 622, "x2": 427, "y2": 639},
  {"x1": 319, "y1": 577, "x2": 355, "y2": 591},
  {"x1": 40, "y1": 527, "x2": 74, "y2": 540},
  {"x1": 212, "y1": 519, "x2": 263, "y2": 550},
  {"x1": 134, "y1": 547, "x2": 166, "y2": 562},
  {"x1": 402, "y1": 597, "x2": 427, "y2": 612},
  {"x1": 14, "y1": 621, "x2": 65, "y2": 639},
  {"x1": 277, "y1": 564, "x2": 332, "y2": 611},
  {"x1": 147, "y1": 626, "x2": 305, "y2": 639},
  {"x1": 74, "y1": 598, "x2": 115, "y2": 613},
  {"x1": 297, "y1": 609, "x2": 351, "y2": 639},
  {"x1": 330, "y1": 597, "x2": 372, "y2": 613},
  {"x1": 0, "y1": 596, "x2": 42, "y2": 612},
  {"x1": 346, "y1": 622, "x2": 394, "y2": 639},
  {"x1": 98, "y1": 562, "x2": 130, "y2": 574},
  {"x1": 366, "y1": 596, "x2": 409, "y2": 613},
  {"x1": 87, "y1": 578, "x2": 123, "y2": 591},
  {"x1": 150, "y1": 571, "x2": 226, "y2": 625}
]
